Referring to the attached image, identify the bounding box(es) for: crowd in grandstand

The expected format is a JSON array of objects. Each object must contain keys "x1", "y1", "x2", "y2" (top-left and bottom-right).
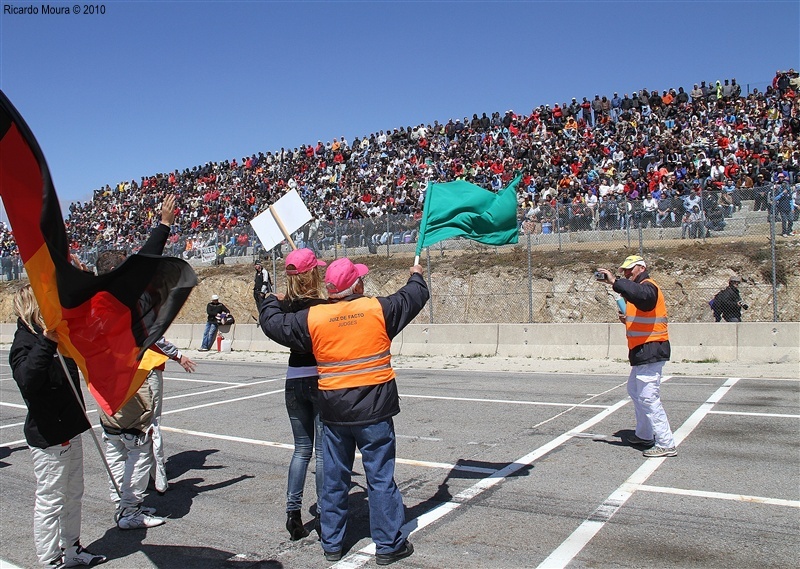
[
  {"x1": 3, "y1": 69, "x2": 800, "y2": 271},
  {"x1": 0, "y1": 222, "x2": 22, "y2": 280}
]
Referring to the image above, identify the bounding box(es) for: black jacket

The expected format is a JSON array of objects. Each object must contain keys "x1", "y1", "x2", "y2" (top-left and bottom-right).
[
  {"x1": 612, "y1": 270, "x2": 671, "y2": 366},
  {"x1": 260, "y1": 273, "x2": 429, "y2": 425},
  {"x1": 714, "y1": 285, "x2": 742, "y2": 321},
  {"x1": 10, "y1": 319, "x2": 90, "y2": 448},
  {"x1": 279, "y1": 297, "x2": 328, "y2": 368},
  {"x1": 206, "y1": 300, "x2": 230, "y2": 323}
]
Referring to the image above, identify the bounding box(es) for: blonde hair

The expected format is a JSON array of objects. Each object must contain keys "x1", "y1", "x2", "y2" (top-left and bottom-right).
[
  {"x1": 285, "y1": 267, "x2": 327, "y2": 302},
  {"x1": 13, "y1": 284, "x2": 45, "y2": 334}
]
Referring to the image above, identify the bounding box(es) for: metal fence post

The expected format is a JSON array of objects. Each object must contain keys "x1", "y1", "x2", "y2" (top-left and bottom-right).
[
  {"x1": 624, "y1": 197, "x2": 632, "y2": 247},
  {"x1": 556, "y1": 209, "x2": 562, "y2": 252},
  {"x1": 385, "y1": 215, "x2": 390, "y2": 258},
  {"x1": 638, "y1": 222, "x2": 644, "y2": 257},
  {"x1": 527, "y1": 231, "x2": 533, "y2": 323},
  {"x1": 426, "y1": 246, "x2": 433, "y2": 323},
  {"x1": 769, "y1": 183, "x2": 778, "y2": 322},
  {"x1": 334, "y1": 219, "x2": 340, "y2": 261}
]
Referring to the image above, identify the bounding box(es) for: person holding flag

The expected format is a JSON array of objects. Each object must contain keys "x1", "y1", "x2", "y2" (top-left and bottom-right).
[
  {"x1": 259, "y1": 257, "x2": 428, "y2": 565},
  {"x1": 93, "y1": 194, "x2": 184, "y2": 528},
  {"x1": 0, "y1": 91, "x2": 197, "y2": 419},
  {"x1": 10, "y1": 284, "x2": 107, "y2": 568}
]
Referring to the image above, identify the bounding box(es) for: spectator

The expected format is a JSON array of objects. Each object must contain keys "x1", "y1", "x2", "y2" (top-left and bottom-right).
[
  {"x1": 148, "y1": 337, "x2": 196, "y2": 495},
  {"x1": 199, "y1": 295, "x2": 229, "y2": 351},
  {"x1": 10, "y1": 284, "x2": 108, "y2": 568},
  {"x1": 774, "y1": 175, "x2": 795, "y2": 236},
  {"x1": 98, "y1": 377, "x2": 166, "y2": 529},
  {"x1": 270, "y1": 248, "x2": 328, "y2": 540},
  {"x1": 682, "y1": 205, "x2": 705, "y2": 239},
  {"x1": 253, "y1": 260, "x2": 272, "y2": 305},
  {"x1": 656, "y1": 194, "x2": 674, "y2": 227},
  {"x1": 258, "y1": 258, "x2": 429, "y2": 565},
  {"x1": 93, "y1": 198, "x2": 177, "y2": 529},
  {"x1": 712, "y1": 275, "x2": 747, "y2": 322}
]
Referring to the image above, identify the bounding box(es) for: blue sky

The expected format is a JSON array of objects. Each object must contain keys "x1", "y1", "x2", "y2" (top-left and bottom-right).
[{"x1": 1, "y1": 0, "x2": 798, "y2": 219}]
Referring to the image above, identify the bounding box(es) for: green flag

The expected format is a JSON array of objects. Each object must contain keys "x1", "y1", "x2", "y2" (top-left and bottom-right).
[{"x1": 416, "y1": 175, "x2": 521, "y2": 255}]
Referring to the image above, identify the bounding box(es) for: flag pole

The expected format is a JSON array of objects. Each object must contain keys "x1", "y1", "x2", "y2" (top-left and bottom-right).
[
  {"x1": 268, "y1": 205, "x2": 297, "y2": 251},
  {"x1": 415, "y1": 179, "x2": 435, "y2": 266},
  {"x1": 57, "y1": 352, "x2": 122, "y2": 499}
]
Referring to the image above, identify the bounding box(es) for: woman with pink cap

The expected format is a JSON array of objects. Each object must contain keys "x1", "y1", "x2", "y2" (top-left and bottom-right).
[{"x1": 274, "y1": 248, "x2": 327, "y2": 540}]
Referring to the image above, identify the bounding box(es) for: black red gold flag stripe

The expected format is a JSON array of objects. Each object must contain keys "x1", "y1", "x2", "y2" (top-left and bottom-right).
[{"x1": 0, "y1": 91, "x2": 197, "y2": 414}]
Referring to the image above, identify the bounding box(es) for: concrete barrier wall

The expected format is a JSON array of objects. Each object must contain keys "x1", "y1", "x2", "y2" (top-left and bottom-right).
[
  {"x1": 497, "y1": 323, "x2": 612, "y2": 359},
  {"x1": 1, "y1": 322, "x2": 797, "y2": 365},
  {"x1": 400, "y1": 324, "x2": 498, "y2": 357},
  {"x1": 396, "y1": 322, "x2": 799, "y2": 364},
  {"x1": 735, "y1": 322, "x2": 799, "y2": 364}
]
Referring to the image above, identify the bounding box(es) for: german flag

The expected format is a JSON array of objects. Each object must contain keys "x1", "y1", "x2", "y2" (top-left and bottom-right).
[{"x1": 0, "y1": 91, "x2": 197, "y2": 415}]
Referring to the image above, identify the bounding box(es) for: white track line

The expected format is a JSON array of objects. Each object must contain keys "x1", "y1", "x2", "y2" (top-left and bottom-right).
[
  {"x1": 634, "y1": 484, "x2": 800, "y2": 508},
  {"x1": 162, "y1": 389, "x2": 284, "y2": 414},
  {"x1": 161, "y1": 427, "x2": 294, "y2": 450},
  {"x1": 709, "y1": 410, "x2": 800, "y2": 419},
  {"x1": 334, "y1": 397, "x2": 633, "y2": 568},
  {"x1": 0, "y1": 421, "x2": 24, "y2": 430},
  {"x1": 0, "y1": 402, "x2": 26, "y2": 409},
  {"x1": 163, "y1": 376, "x2": 248, "y2": 386},
  {"x1": 159, "y1": 426, "x2": 497, "y2": 474},
  {"x1": 162, "y1": 378, "x2": 282, "y2": 401},
  {"x1": 401, "y1": 393, "x2": 609, "y2": 409},
  {"x1": 537, "y1": 378, "x2": 740, "y2": 569}
]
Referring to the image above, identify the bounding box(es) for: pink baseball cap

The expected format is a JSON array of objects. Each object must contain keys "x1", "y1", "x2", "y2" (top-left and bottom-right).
[
  {"x1": 285, "y1": 248, "x2": 326, "y2": 275},
  {"x1": 325, "y1": 258, "x2": 369, "y2": 295}
]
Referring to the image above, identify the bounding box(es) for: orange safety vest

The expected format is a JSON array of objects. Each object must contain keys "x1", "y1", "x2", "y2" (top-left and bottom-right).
[
  {"x1": 307, "y1": 297, "x2": 394, "y2": 391},
  {"x1": 624, "y1": 278, "x2": 669, "y2": 350}
]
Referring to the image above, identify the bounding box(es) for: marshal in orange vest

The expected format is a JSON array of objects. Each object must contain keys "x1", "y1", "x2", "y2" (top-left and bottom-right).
[
  {"x1": 624, "y1": 277, "x2": 669, "y2": 350},
  {"x1": 307, "y1": 297, "x2": 395, "y2": 390}
]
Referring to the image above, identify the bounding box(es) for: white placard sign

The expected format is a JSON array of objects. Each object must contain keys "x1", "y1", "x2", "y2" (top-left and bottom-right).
[{"x1": 249, "y1": 189, "x2": 313, "y2": 251}]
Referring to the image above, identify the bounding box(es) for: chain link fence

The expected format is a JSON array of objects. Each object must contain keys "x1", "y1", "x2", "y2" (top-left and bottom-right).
[{"x1": 54, "y1": 186, "x2": 798, "y2": 324}]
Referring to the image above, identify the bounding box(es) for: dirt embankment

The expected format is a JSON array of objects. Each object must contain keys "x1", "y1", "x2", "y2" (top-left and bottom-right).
[{"x1": 1, "y1": 241, "x2": 798, "y2": 325}]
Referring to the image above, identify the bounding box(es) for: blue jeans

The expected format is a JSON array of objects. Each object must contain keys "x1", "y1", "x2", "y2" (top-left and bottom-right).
[
  {"x1": 779, "y1": 210, "x2": 793, "y2": 235},
  {"x1": 201, "y1": 321, "x2": 218, "y2": 350},
  {"x1": 285, "y1": 377, "x2": 323, "y2": 512},
  {"x1": 320, "y1": 418, "x2": 406, "y2": 555}
]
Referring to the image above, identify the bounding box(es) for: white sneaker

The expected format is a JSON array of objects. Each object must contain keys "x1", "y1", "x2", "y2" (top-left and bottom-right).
[
  {"x1": 117, "y1": 508, "x2": 166, "y2": 530},
  {"x1": 63, "y1": 544, "x2": 107, "y2": 567}
]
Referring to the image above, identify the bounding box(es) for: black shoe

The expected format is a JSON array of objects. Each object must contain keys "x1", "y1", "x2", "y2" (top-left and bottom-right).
[
  {"x1": 376, "y1": 542, "x2": 414, "y2": 566},
  {"x1": 627, "y1": 433, "x2": 655, "y2": 447},
  {"x1": 286, "y1": 510, "x2": 309, "y2": 540},
  {"x1": 324, "y1": 550, "x2": 342, "y2": 562}
]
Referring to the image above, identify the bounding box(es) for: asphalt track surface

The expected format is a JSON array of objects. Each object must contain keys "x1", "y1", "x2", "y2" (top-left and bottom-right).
[{"x1": 1, "y1": 352, "x2": 798, "y2": 569}]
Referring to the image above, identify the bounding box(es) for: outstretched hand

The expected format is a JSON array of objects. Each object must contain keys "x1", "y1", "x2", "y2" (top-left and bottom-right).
[
  {"x1": 161, "y1": 194, "x2": 176, "y2": 227},
  {"x1": 596, "y1": 268, "x2": 616, "y2": 285},
  {"x1": 179, "y1": 355, "x2": 196, "y2": 373}
]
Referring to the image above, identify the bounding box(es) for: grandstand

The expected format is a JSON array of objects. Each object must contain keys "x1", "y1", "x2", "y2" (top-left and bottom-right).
[{"x1": 1, "y1": 69, "x2": 798, "y2": 324}]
